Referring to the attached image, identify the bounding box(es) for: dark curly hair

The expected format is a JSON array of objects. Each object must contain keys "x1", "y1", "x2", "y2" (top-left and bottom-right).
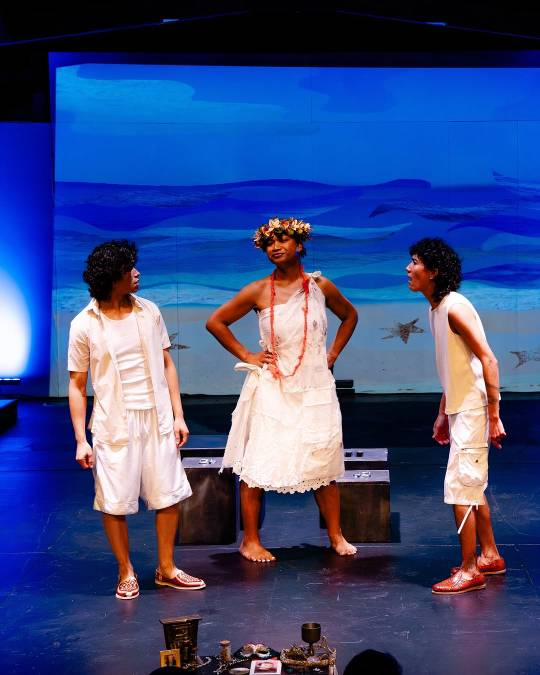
[
  {"x1": 83, "y1": 240, "x2": 138, "y2": 301},
  {"x1": 409, "y1": 237, "x2": 461, "y2": 303}
]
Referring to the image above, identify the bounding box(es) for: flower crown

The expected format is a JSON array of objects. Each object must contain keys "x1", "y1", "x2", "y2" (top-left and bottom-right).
[{"x1": 253, "y1": 217, "x2": 311, "y2": 249}]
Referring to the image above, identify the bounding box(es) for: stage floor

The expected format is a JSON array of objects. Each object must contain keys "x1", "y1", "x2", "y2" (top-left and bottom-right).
[{"x1": 0, "y1": 397, "x2": 539, "y2": 675}]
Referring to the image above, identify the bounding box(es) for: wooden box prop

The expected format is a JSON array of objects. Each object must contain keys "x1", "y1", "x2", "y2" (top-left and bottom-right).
[
  {"x1": 320, "y1": 469, "x2": 390, "y2": 542},
  {"x1": 177, "y1": 458, "x2": 237, "y2": 545},
  {"x1": 181, "y1": 434, "x2": 228, "y2": 458},
  {"x1": 343, "y1": 447, "x2": 388, "y2": 470}
]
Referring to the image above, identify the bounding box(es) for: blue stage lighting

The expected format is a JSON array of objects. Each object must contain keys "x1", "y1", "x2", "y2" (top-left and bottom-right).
[{"x1": 0, "y1": 270, "x2": 30, "y2": 377}]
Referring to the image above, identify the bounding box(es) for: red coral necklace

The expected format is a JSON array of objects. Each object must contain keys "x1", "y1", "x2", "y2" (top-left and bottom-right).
[{"x1": 269, "y1": 266, "x2": 310, "y2": 379}]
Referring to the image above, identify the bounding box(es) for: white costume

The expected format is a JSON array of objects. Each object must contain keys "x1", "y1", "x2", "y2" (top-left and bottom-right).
[
  {"x1": 68, "y1": 295, "x2": 192, "y2": 515},
  {"x1": 222, "y1": 272, "x2": 344, "y2": 493},
  {"x1": 429, "y1": 291, "x2": 492, "y2": 508}
]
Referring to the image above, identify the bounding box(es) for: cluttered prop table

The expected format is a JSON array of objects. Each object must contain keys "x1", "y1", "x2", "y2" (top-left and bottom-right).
[
  {"x1": 159, "y1": 617, "x2": 336, "y2": 674},
  {"x1": 174, "y1": 642, "x2": 336, "y2": 675}
]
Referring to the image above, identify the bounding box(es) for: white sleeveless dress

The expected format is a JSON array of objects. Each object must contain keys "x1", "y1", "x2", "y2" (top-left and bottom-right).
[{"x1": 222, "y1": 272, "x2": 345, "y2": 493}]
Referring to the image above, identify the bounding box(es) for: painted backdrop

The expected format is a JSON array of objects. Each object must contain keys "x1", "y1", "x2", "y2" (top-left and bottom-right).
[{"x1": 50, "y1": 64, "x2": 540, "y2": 395}]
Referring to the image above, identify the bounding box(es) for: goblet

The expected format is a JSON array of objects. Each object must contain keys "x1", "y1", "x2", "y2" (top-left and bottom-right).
[{"x1": 301, "y1": 622, "x2": 321, "y2": 656}]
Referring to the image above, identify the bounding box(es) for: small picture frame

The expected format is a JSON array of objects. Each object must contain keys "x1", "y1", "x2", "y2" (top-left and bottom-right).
[
  {"x1": 249, "y1": 659, "x2": 282, "y2": 675},
  {"x1": 160, "y1": 648, "x2": 181, "y2": 667}
]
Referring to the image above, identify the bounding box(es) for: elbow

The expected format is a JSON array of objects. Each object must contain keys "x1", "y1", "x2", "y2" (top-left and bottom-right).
[
  {"x1": 350, "y1": 307, "x2": 359, "y2": 326},
  {"x1": 206, "y1": 315, "x2": 225, "y2": 335},
  {"x1": 68, "y1": 379, "x2": 86, "y2": 399},
  {"x1": 481, "y1": 353, "x2": 498, "y2": 369}
]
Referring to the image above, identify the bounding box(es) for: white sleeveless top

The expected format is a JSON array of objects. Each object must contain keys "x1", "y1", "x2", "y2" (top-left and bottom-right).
[
  {"x1": 101, "y1": 312, "x2": 155, "y2": 410},
  {"x1": 429, "y1": 291, "x2": 488, "y2": 414}
]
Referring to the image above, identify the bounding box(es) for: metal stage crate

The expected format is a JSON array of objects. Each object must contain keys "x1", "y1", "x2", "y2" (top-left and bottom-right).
[
  {"x1": 177, "y1": 457, "x2": 237, "y2": 545},
  {"x1": 320, "y1": 469, "x2": 391, "y2": 542}
]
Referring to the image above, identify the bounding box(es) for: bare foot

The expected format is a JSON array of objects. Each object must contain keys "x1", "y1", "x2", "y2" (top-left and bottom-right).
[
  {"x1": 330, "y1": 535, "x2": 357, "y2": 556},
  {"x1": 239, "y1": 539, "x2": 276, "y2": 562}
]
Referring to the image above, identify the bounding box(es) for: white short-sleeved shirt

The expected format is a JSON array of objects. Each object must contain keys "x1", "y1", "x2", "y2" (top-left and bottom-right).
[{"x1": 68, "y1": 295, "x2": 173, "y2": 445}]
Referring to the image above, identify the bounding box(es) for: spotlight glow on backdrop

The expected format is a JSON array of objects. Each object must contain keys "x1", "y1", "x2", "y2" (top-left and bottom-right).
[{"x1": 0, "y1": 270, "x2": 30, "y2": 376}]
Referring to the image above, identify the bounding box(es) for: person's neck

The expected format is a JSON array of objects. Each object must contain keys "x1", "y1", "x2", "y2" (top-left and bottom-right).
[
  {"x1": 99, "y1": 292, "x2": 132, "y2": 312},
  {"x1": 426, "y1": 290, "x2": 441, "y2": 310},
  {"x1": 273, "y1": 260, "x2": 304, "y2": 283}
]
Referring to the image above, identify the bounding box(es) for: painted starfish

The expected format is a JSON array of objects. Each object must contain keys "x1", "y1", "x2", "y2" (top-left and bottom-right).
[
  {"x1": 168, "y1": 333, "x2": 190, "y2": 350},
  {"x1": 511, "y1": 349, "x2": 540, "y2": 368},
  {"x1": 382, "y1": 318, "x2": 425, "y2": 344}
]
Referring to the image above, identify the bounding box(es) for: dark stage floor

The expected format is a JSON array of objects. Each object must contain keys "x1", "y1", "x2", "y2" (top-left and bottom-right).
[{"x1": 1, "y1": 397, "x2": 540, "y2": 675}]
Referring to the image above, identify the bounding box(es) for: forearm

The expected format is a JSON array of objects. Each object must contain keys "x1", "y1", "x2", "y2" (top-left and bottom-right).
[
  {"x1": 164, "y1": 359, "x2": 184, "y2": 420},
  {"x1": 481, "y1": 356, "x2": 501, "y2": 419},
  {"x1": 327, "y1": 314, "x2": 358, "y2": 361},
  {"x1": 438, "y1": 393, "x2": 446, "y2": 415},
  {"x1": 206, "y1": 320, "x2": 251, "y2": 361},
  {"x1": 68, "y1": 381, "x2": 88, "y2": 443}
]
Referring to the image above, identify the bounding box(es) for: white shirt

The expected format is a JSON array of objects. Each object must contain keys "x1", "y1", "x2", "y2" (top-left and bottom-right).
[
  {"x1": 429, "y1": 291, "x2": 488, "y2": 414},
  {"x1": 100, "y1": 311, "x2": 154, "y2": 410},
  {"x1": 68, "y1": 295, "x2": 173, "y2": 444}
]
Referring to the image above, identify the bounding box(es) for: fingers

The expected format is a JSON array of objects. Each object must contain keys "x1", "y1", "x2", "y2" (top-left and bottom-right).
[
  {"x1": 77, "y1": 453, "x2": 93, "y2": 469},
  {"x1": 490, "y1": 423, "x2": 506, "y2": 449},
  {"x1": 177, "y1": 428, "x2": 189, "y2": 448},
  {"x1": 491, "y1": 433, "x2": 505, "y2": 449}
]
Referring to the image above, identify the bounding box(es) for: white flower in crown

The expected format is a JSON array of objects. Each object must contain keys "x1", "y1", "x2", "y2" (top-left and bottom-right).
[{"x1": 253, "y1": 217, "x2": 312, "y2": 248}]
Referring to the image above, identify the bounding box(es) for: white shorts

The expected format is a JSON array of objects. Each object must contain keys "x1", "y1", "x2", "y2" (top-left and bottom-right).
[
  {"x1": 92, "y1": 408, "x2": 192, "y2": 515},
  {"x1": 444, "y1": 406, "x2": 489, "y2": 506}
]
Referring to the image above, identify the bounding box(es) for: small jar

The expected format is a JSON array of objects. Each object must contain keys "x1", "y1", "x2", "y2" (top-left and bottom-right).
[{"x1": 220, "y1": 639, "x2": 232, "y2": 662}]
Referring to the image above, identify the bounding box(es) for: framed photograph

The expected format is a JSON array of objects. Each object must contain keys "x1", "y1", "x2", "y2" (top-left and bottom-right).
[
  {"x1": 249, "y1": 659, "x2": 282, "y2": 675},
  {"x1": 160, "y1": 648, "x2": 181, "y2": 667}
]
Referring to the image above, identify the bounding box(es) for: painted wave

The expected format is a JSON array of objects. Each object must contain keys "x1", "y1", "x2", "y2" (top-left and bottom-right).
[{"x1": 53, "y1": 176, "x2": 540, "y2": 311}]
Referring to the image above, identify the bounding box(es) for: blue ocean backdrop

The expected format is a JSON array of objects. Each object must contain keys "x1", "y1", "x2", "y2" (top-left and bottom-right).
[{"x1": 50, "y1": 64, "x2": 540, "y2": 395}]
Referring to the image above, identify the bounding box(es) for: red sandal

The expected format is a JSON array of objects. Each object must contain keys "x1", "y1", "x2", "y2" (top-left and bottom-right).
[
  {"x1": 115, "y1": 575, "x2": 139, "y2": 600},
  {"x1": 155, "y1": 568, "x2": 206, "y2": 591}
]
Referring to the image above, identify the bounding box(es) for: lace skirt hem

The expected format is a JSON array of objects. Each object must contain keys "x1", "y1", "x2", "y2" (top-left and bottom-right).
[{"x1": 232, "y1": 461, "x2": 343, "y2": 494}]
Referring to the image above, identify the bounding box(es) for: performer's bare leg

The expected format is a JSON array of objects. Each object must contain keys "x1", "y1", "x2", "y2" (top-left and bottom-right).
[
  {"x1": 102, "y1": 513, "x2": 135, "y2": 582},
  {"x1": 155, "y1": 503, "x2": 182, "y2": 577},
  {"x1": 314, "y1": 482, "x2": 357, "y2": 556},
  {"x1": 474, "y1": 499, "x2": 502, "y2": 566},
  {"x1": 239, "y1": 482, "x2": 275, "y2": 562},
  {"x1": 453, "y1": 505, "x2": 480, "y2": 577}
]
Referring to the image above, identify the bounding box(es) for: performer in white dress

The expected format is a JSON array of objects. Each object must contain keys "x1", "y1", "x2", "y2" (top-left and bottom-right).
[{"x1": 206, "y1": 218, "x2": 358, "y2": 562}]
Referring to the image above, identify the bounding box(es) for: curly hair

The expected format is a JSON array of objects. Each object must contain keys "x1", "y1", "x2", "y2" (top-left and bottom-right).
[
  {"x1": 409, "y1": 237, "x2": 461, "y2": 303},
  {"x1": 83, "y1": 240, "x2": 138, "y2": 301},
  {"x1": 259, "y1": 232, "x2": 308, "y2": 258}
]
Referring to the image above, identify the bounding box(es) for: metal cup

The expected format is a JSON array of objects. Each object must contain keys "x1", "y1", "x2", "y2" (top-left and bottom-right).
[{"x1": 301, "y1": 622, "x2": 321, "y2": 656}]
